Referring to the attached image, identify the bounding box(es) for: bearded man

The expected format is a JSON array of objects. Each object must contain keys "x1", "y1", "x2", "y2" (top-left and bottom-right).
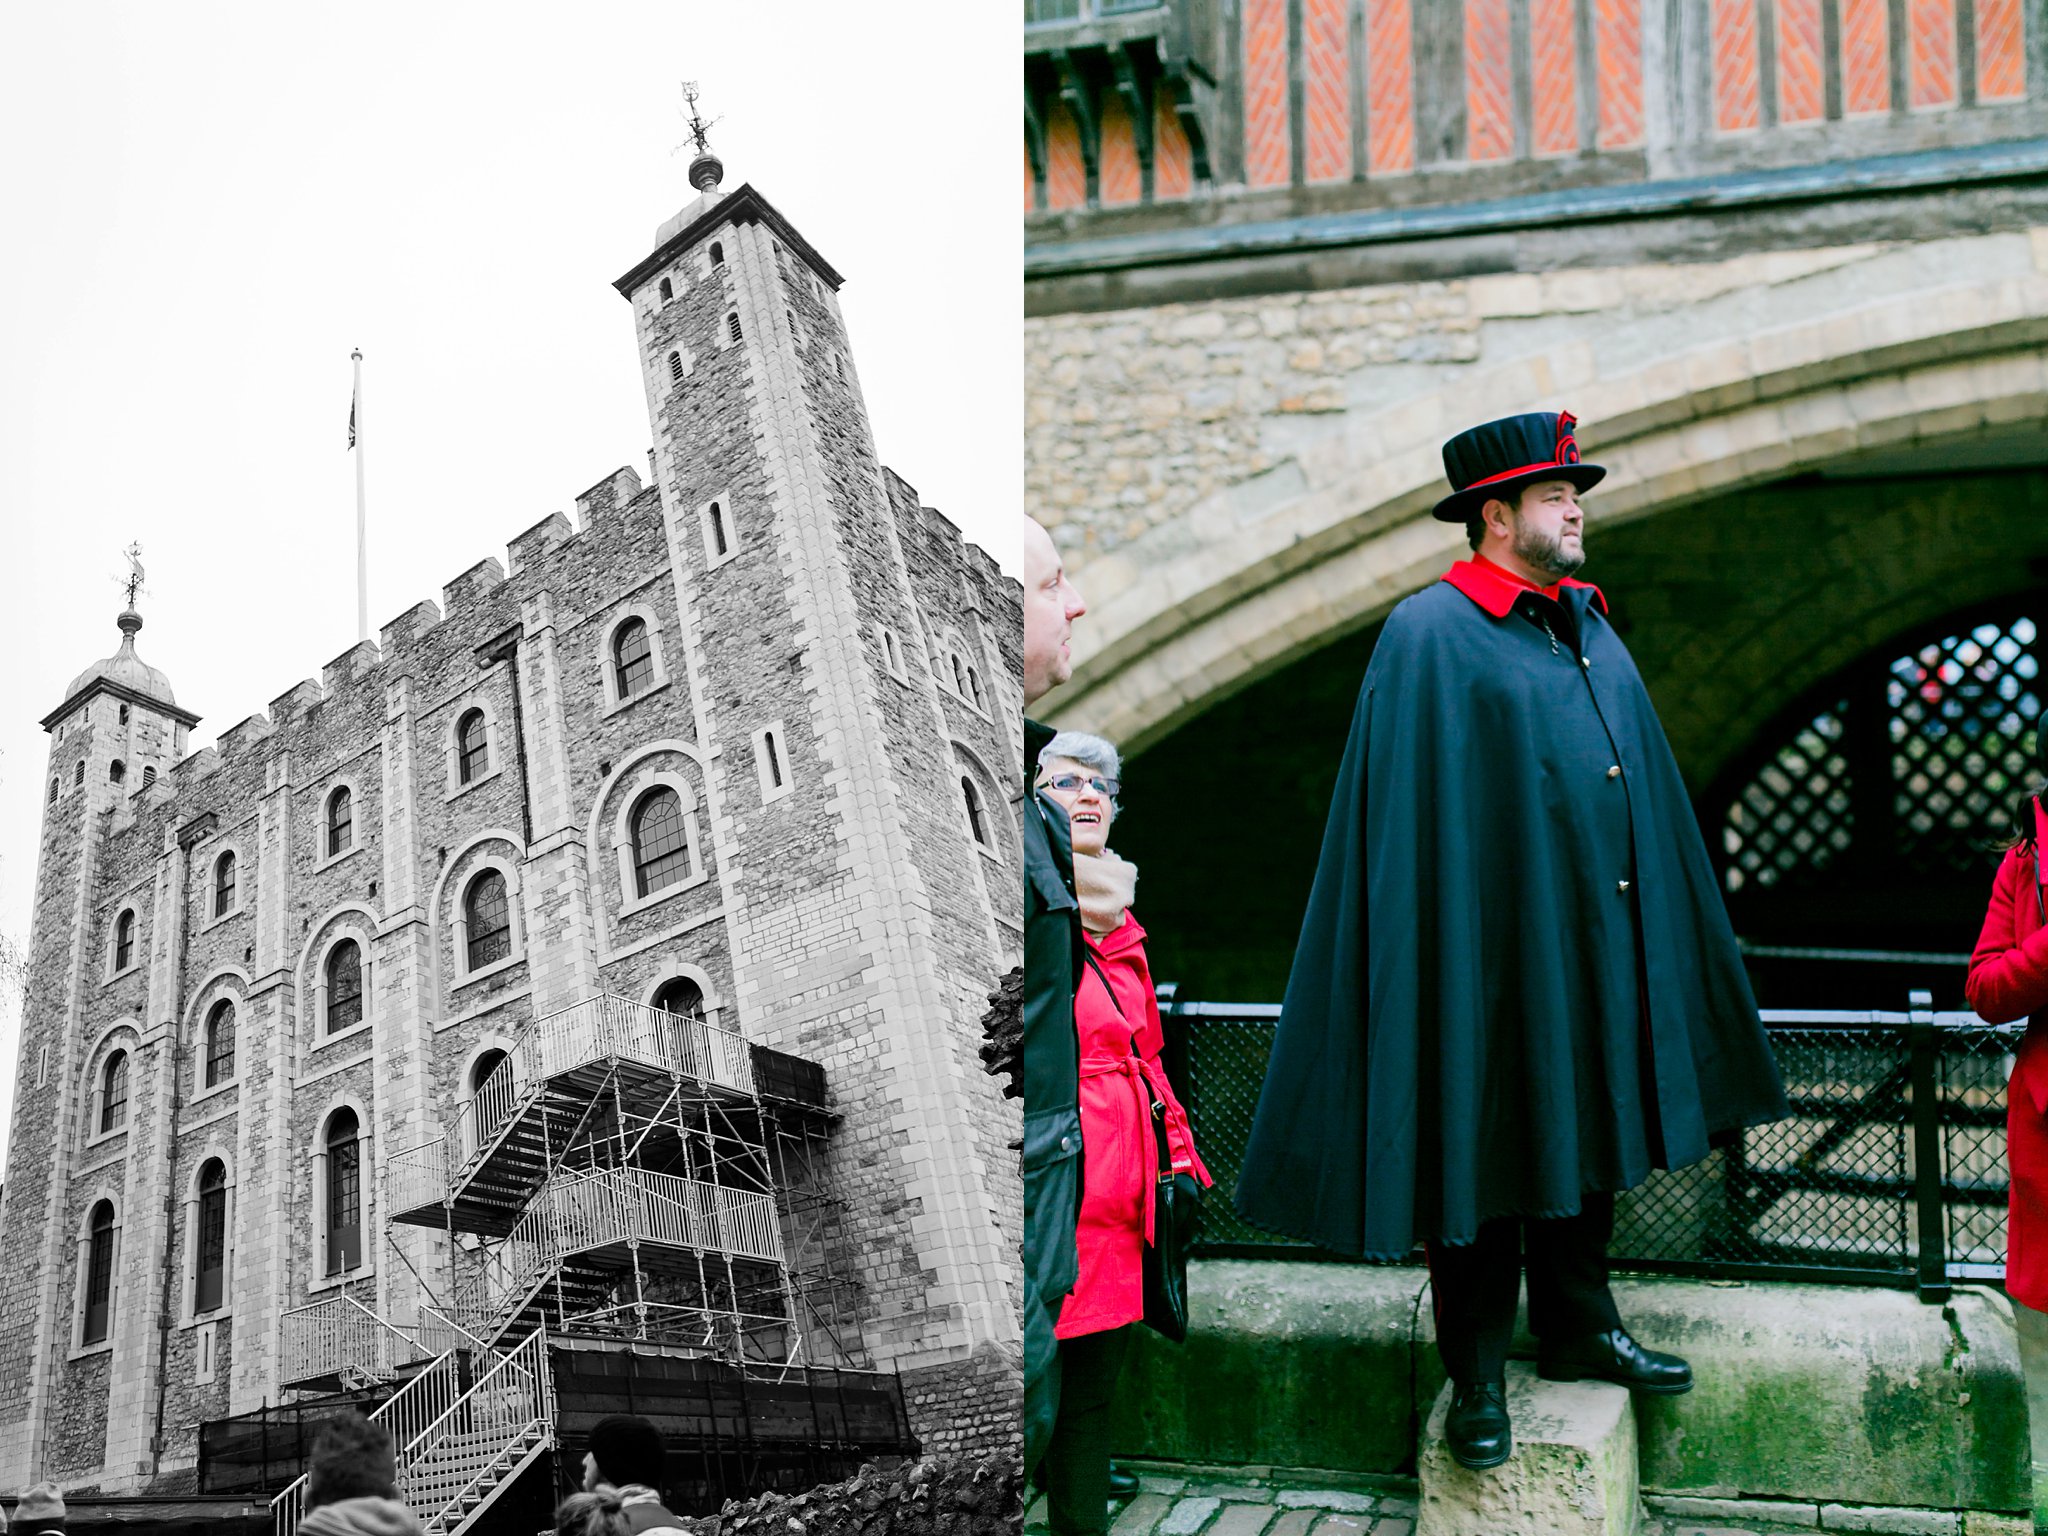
[{"x1": 1235, "y1": 411, "x2": 1788, "y2": 1469}]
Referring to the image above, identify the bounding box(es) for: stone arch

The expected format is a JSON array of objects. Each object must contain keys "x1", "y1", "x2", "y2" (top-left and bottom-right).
[
  {"x1": 186, "y1": 966, "x2": 252, "y2": 1094},
  {"x1": 586, "y1": 742, "x2": 716, "y2": 950},
  {"x1": 641, "y1": 961, "x2": 726, "y2": 1024},
  {"x1": 1049, "y1": 288, "x2": 2048, "y2": 754},
  {"x1": 298, "y1": 905, "x2": 381, "y2": 1045}
]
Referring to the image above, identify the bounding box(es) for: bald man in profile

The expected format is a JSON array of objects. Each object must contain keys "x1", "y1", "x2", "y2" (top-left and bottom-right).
[{"x1": 1022, "y1": 516, "x2": 1087, "y2": 1478}]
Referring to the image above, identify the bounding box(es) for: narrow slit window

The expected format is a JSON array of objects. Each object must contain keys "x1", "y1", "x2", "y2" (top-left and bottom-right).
[
  {"x1": 324, "y1": 1110, "x2": 362, "y2": 1275},
  {"x1": 963, "y1": 777, "x2": 991, "y2": 848},
  {"x1": 195, "y1": 1162, "x2": 227, "y2": 1313},
  {"x1": 99, "y1": 1050, "x2": 129, "y2": 1133},
  {"x1": 74, "y1": 761, "x2": 85, "y2": 786},
  {"x1": 658, "y1": 277, "x2": 673, "y2": 302},
  {"x1": 326, "y1": 786, "x2": 353, "y2": 857},
  {"x1": 110, "y1": 760, "x2": 126, "y2": 784},
  {"x1": 708, "y1": 502, "x2": 729, "y2": 558},
  {"x1": 48, "y1": 777, "x2": 58, "y2": 804},
  {"x1": 214, "y1": 851, "x2": 237, "y2": 917},
  {"x1": 709, "y1": 241, "x2": 724, "y2": 266},
  {"x1": 765, "y1": 730, "x2": 784, "y2": 789},
  {"x1": 668, "y1": 350, "x2": 684, "y2": 382},
  {"x1": 727, "y1": 312, "x2": 742, "y2": 344},
  {"x1": 787, "y1": 311, "x2": 798, "y2": 339},
  {"x1": 83, "y1": 1202, "x2": 115, "y2": 1344},
  {"x1": 113, "y1": 909, "x2": 135, "y2": 972},
  {"x1": 142, "y1": 766, "x2": 156, "y2": 788}
]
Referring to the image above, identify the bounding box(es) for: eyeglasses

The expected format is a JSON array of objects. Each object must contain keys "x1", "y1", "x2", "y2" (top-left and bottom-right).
[{"x1": 1040, "y1": 772, "x2": 1119, "y2": 798}]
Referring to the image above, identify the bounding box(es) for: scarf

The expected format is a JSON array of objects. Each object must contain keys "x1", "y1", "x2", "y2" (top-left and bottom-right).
[
  {"x1": 299, "y1": 1498, "x2": 419, "y2": 1536},
  {"x1": 1074, "y1": 848, "x2": 1137, "y2": 936}
]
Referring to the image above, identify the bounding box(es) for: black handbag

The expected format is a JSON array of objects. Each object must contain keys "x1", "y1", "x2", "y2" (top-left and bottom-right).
[
  {"x1": 1082, "y1": 949, "x2": 1204, "y2": 1342},
  {"x1": 1140, "y1": 1081, "x2": 1203, "y2": 1342}
]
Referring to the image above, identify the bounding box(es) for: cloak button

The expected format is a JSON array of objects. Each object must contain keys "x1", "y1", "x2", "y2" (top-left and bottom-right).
[
  {"x1": 1061, "y1": 1136, "x2": 1074, "y2": 1153},
  {"x1": 1607, "y1": 765, "x2": 1621, "y2": 779},
  {"x1": 1617, "y1": 880, "x2": 1632, "y2": 893}
]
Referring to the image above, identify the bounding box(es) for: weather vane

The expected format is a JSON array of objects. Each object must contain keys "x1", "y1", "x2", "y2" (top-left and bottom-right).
[
  {"x1": 118, "y1": 542, "x2": 148, "y2": 610},
  {"x1": 676, "y1": 81, "x2": 722, "y2": 158}
]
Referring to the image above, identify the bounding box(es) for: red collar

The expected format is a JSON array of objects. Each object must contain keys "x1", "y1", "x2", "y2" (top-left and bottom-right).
[{"x1": 1442, "y1": 554, "x2": 1607, "y2": 618}]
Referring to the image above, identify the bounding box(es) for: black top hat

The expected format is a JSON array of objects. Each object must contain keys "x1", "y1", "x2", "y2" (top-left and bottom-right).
[{"x1": 1432, "y1": 410, "x2": 1606, "y2": 522}]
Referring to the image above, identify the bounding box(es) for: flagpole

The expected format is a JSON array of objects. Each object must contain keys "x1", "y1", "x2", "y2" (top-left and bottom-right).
[{"x1": 352, "y1": 348, "x2": 367, "y2": 644}]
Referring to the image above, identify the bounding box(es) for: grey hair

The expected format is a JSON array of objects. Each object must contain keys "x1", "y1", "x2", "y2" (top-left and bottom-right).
[{"x1": 1036, "y1": 730, "x2": 1124, "y2": 814}]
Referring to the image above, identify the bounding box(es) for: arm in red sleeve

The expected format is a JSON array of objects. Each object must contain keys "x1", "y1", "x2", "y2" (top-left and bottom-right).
[
  {"x1": 1136, "y1": 979, "x2": 1214, "y2": 1187},
  {"x1": 1965, "y1": 846, "x2": 2048, "y2": 1024}
]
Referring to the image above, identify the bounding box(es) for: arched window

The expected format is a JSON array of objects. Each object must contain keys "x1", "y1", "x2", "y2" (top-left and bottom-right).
[
  {"x1": 204, "y1": 999, "x2": 235, "y2": 1088},
  {"x1": 113, "y1": 909, "x2": 136, "y2": 972},
  {"x1": 631, "y1": 787, "x2": 691, "y2": 897},
  {"x1": 326, "y1": 940, "x2": 364, "y2": 1034},
  {"x1": 82, "y1": 1201, "x2": 116, "y2": 1344},
  {"x1": 881, "y1": 630, "x2": 903, "y2": 676},
  {"x1": 456, "y1": 710, "x2": 489, "y2": 785},
  {"x1": 962, "y1": 777, "x2": 991, "y2": 849},
  {"x1": 726, "y1": 312, "x2": 742, "y2": 344},
  {"x1": 326, "y1": 787, "x2": 353, "y2": 857},
  {"x1": 74, "y1": 761, "x2": 85, "y2": 787},
  {"x1": 707, "y1": 502, "x2": 729, "y2": 558},
  {"x1": 119, "y1": 703, "x2": 129, "y2": 724},
  {"x1": 654, "y1": 977, "x2": 704, "y2": 1019},
  {"x1": 966, "y1": 666, "x2": 985, "y2": 710},
  {"x1": 213, "y1": 851, "x2": 237, "y2": 917},
  {"x1": 48, "y1": 777, "x2": 58, "y2": 805},
  {"x1": 613, "y1": 619, "x2": 654, "y2": 698},
  {"x1": 464, "y1": 1049, "x2": 510, "y2": 1153},
  {"x1": 465, "y1": 871, "x2": 512, "y2": 971},
  {"x1": 110, "y1": 760, "x2": 126, "y2": 784},
  {"x1": 667, "y1": 350, "x2": 683, "y2": 382},
  {"x1": 323, "y1": 1110, "x2": 362, "y2": 1275},
  {"x1": 658, "y1": 276, "x2": 673, "y2": 302},
  {"x1": 194, "y1": 1160, "x2": 228, "y2": 1313},
  {"x1": 99, "y1": 1050, "x2": 130, "y2": 1134},
  {"x1": 709, "y1": 241, "x2": 724, "y2": 266},
  {"x1": 142, "y1": 765, "x2": 156, "y2": 788},
  {"x1": 952, "y1": 655, "x2": 968, "y2": 695}
]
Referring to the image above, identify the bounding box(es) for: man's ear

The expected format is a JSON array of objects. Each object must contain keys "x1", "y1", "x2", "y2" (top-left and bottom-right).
[{"x1": 1481, "y1": 495, "x2": 1516, "y2": 540}]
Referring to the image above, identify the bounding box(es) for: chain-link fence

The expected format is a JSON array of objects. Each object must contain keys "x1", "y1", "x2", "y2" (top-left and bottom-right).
[{"x1": 1167, "y1": 990, "x2": 2022, "y2": 1299}]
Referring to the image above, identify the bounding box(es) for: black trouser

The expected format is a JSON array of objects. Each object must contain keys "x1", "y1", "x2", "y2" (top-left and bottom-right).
[
  {"x1": 1425, "y1": 1192, "x2": 1623, "y2": 1385},
  {"x1": 1043, "y1": 1326, "x2": 1132, "y2": 1536}
]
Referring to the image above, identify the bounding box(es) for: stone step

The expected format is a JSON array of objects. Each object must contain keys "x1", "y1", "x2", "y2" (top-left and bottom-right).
[{"x1": 1418, "y1": 1363, "x2": 1642, "y2": 1536}]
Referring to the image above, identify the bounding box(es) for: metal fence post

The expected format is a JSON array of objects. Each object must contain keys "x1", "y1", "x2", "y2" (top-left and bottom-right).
[{"x1": 1908, "y1": 989, "x2": 1951, "y2": 1304}]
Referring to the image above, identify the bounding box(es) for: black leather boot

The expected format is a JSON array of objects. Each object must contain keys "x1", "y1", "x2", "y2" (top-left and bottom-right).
[
  {"x1": 1106, "y1": 1464, "x2": 1141, "y2": 1500},
  {"x1": 1537, "y1": 1328, "x2": 1693, "y2": 1394},
  {"x1": 1443, "y1": 1380, "x2": 1512, "y2": 1469}
]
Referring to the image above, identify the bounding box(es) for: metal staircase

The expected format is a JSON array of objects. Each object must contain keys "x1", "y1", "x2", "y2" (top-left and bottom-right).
[
  {"x1": 271, "y1": 993, "x2": 854, "y2": 1536},
  {"x1": 272, "y1": 1326, "x2": 553, "y2": 1536}
]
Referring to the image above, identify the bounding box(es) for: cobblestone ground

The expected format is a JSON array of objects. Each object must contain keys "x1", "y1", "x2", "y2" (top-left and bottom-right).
[{"x1": 1022, "y1": 1462, "x2": 2031, "y2": 1536}]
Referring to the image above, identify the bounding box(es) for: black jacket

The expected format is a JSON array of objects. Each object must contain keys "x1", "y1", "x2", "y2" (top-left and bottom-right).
[
  {"x1": 1021, "y1": 716, "x2": 1084, "y2": 1472},
  {"x1": 1235, "y1": 573, "x2": 1789, "y2": 1258}
]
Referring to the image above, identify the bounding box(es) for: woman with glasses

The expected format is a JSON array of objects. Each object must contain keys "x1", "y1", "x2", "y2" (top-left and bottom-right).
[{"x1": 1033, "y1": 729, "x2": 1211, "y2": 1536}]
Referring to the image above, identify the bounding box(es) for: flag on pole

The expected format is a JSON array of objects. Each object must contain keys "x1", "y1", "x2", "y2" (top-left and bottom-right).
[{"x1": 348, "y1": 382, "x2": 358, "y2": 450}]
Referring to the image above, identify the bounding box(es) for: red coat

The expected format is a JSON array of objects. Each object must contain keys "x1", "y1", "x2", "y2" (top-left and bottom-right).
[
  {"x1": 1963, "y1": 800, "x2": 2048, "y2": 1311},
  {"x1": 1055, "y1": 911, "x2": 1213, "y2": 1339}
]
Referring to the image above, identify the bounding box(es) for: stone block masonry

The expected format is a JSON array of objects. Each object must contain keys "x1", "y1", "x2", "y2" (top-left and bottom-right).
[{"x1": 0, "y1": 168, "x2": 1020, "y2": 1493}]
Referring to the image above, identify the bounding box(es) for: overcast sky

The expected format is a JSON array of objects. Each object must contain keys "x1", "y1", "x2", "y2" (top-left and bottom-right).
[{"x1": 0, "y1": 5, "x2": 1021, "y2": 1166}]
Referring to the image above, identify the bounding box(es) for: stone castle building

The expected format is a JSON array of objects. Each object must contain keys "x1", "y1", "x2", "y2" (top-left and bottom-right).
[{"x1": 0, "y1": 140, "x2": 1023, "y2": 1510}]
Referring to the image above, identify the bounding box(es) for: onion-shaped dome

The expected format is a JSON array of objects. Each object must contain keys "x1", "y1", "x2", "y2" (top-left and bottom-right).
[{"x1": 66, "y1": 610, "x2": 176, "y2": 706}]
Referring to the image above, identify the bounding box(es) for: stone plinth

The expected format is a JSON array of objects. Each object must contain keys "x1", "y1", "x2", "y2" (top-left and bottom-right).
[{"x1": 1418, "y1": 1363, "x2": 1642, "y2": 1536}]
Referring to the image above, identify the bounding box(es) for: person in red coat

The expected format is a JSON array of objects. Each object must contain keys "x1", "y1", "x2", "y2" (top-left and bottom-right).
[
  {"x1": 1965, "y1": 779, "x2": 2048, "y2": 1529},
  {"x1": 1035, "y1": 729, "x2": 1211, "y2": 1536}
]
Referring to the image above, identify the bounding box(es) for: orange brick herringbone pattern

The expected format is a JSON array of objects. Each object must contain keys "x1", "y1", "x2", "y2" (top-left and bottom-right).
[
  {"x1": 1304, "y1": 0, "x2": 1353, "y2": 182},
  {"x1": 1977, "y1": 0, "x2": 2026, "y2": 100},
  {"x1": 1046, "y1": 100, "x2": 1087, "y2": 210},
  {"x1": 1099, "y1": 93, "x2": 1142, "y2": 206},
  {"x1": 1909, "y1": 0, "x2": 1957, "y2": 107},
  {"x1": 1155, "y1": 92, "x2": 1195, "y2": 198},
  {"x1": 1531, "y1": 0, "x2": 1580, "y2": 153},
  {"x1": 1465, "y1": 0, "x2": 1514, "y2": 160},
  {"x1": 1244, "y1": 0, "x2": 1292, "y2": 187},
  {"x1": 1776, "y1": 0, "x2": 1825, "y2": 122},
  {"x1": 1840, "y1": 0, "x2": 1892, "y2": 113},
  {"x1": 1367, "y1": 0, "x2": 1417, "y2": 171},
  {"x1": 1594, "y1": 0, "x2": 1643, "y2": 148},
  {"x1": 1711, "y1": 0, "x2": 1762, "y2": 130}
]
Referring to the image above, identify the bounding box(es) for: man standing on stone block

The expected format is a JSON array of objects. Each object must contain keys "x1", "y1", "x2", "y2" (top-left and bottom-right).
[{"x1": 1234, "y1": 411, "x2": 1790, "y2": 1469}]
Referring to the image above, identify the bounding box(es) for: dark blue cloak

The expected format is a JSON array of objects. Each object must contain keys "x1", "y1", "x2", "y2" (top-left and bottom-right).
[{"x1": 1234, "y1": 575, "x2": 1789, "y2": 1258}]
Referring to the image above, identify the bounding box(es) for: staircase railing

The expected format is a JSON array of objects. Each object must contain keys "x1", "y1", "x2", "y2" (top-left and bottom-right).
[
  {"x1": 272, "y1": 1346, "x2": 465, "y2": 1536},
  {"x1": 280, "y1": 1291, "x2": 432, "y2": 1384},
  {"x1": 406, "y1": 1325, "x2": 555, "y2": 1535}
]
